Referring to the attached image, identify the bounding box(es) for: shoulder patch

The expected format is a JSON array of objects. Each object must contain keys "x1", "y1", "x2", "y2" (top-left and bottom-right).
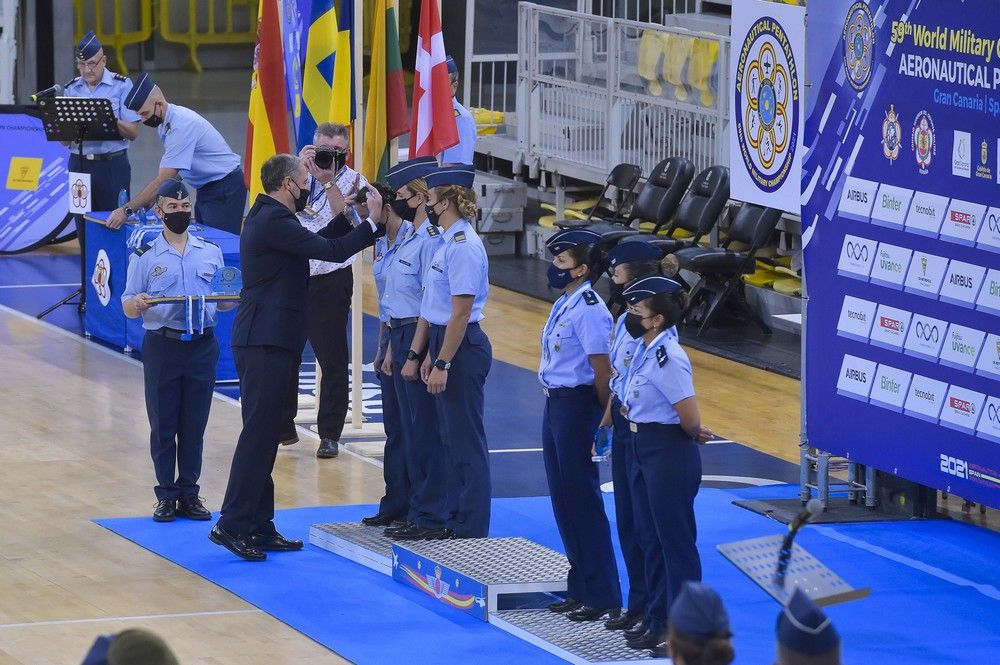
[
  {"x1": 426, "y1": 224, "x2": 441, "y2": 237},
  {"x1": 135, "y1": 243, "x2": 152, "y2": 256},
  {"x1": 113, "y1": 73, "x2": 128, "y2": 81},
  {"x1": 65, "y1": 76, "x2": 80, "y2": 87},
  {"x1": 656, "y1": 345, "x2": 668, "y2": 367},
  {"x1": 454, "y1": 231, "x2": 466, "y2": 243},
  {"x1": 199, "y1": 237, "x2": 219, "y2": 247},
  {"x1": 583, "y1": 290, "x2": 599, "y2": 305}
]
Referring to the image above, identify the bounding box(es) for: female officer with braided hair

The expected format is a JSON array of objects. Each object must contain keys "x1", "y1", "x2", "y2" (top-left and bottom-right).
[
  {"x1": 539, "y1": 229, "x2": 622, "y2": 623},
  {"x1": 618, "y1": 275, "x2": 713, "y2": 652}
]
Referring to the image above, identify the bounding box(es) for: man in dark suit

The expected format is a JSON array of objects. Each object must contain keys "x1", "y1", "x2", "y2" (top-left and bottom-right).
[{"x1": 210, "y1": 154, "x2": 384, "y2": 561}]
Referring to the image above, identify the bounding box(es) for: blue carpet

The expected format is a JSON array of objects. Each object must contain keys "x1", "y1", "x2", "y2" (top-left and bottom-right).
[{"x1": 96, "y1": 488, "x2": 1000, "y2": 664}]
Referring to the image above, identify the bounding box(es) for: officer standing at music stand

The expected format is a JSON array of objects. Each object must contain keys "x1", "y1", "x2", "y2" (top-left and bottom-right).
[
  {"x1": 121, "y1": 180, "x2": 235, "y2": 523},
  {"x1": 63, "y1": 31, "x2": 141, "y2": 212}
]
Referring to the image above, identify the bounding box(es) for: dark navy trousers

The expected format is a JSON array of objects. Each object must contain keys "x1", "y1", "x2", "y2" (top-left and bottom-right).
[
  {"x1": 376, "y1": 326, "x2": 410, "y2": 517},
  {"x1": 542, "y1": 386, "x2": 622, "y2": 609},
  {"x1": 390, "y1": 323, "x2": 450, "y2": 529},
  {"x1": 195, "y1": 168, "x2": 247, "y2": 235},
  {"x1": 629, "y1": 422, "x2": 702, "y2": 633},
  {"x1": 141, "y1": 330, "x2": 219, "y2": 501},
  {"x1": 610, "y1": 398, "x2": 657, "y2": 614},
  {"x1": 428, "y1": 322, "x2": 492, "y2": 537}
]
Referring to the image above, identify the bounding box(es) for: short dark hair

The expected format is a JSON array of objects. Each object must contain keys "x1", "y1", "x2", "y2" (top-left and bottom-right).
[
  {"x1": 645, "y1": 289, "x2": 688, "y2": 328},
  {"x1": 261, "y1": 154, "x2": 300, "y2": 193},
  {"x1": 566, "y1": 243, "x2": 607, "y2": 285},
  {"x1": 315, "y1": 122, "x2": 350, "y2": 142}
]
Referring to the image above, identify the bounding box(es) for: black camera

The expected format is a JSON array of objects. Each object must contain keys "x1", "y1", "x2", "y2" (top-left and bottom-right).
[{"x1": 314, "y1": 148, "x2": 347, "y2": 171}]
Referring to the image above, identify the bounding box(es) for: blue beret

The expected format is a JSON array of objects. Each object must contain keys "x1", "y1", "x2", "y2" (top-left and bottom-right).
[
  {"x1": 669, "y1": 582, "x2": 731, "y2": 644},
  {"x1": 446, "y1": 55, "x2": 458, "y2": 74},
  {"x1": 77, "y1": 31, "x2": 102, "y2": 60},
  {"x1": 622, "y1": 275, "x2": 684, "y2": 304},
  {"x1": 777, "y1": 588, "x2": 840, "y2": 656},
  {"x1": 426, "y1": 164, "x2": 475, "y2": 189},
  {"x1": 157, "y1": 179, "x2": 190, "y2": 200},
  {"x1": 545, "y1": 229, "x2": 602, "y2": 256},
  {"x1": 124, "y1": 72, "x2": 155, "y2": 111},
  {"x1": 608, "y1": 239, "x2": 662, "y2": 268},
  {"x1": 386, "y1": 156, "x2": 438, "y2": 191}
]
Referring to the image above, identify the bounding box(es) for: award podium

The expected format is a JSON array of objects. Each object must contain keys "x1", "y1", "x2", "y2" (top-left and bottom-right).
[{"x1": 35, "y1": 96, "x2": 123, "y2": 319}]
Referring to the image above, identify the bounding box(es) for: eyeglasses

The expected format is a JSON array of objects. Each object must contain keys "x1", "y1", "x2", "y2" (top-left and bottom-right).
[{"x1": 76, "y1": 56, "x2": 105, "y2": 71}]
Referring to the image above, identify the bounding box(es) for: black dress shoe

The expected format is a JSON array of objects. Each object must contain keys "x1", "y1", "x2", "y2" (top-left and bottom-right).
[
  {"x1": 177, "y1": 496, "x2": 212, "y2": 521},
  {"x1": 383, "y1": 521, "x2": 416, "y2": 537},
  {"x1": 152, "y1": 499, "x2": 176, "y2": 522},
  {"x1": 567, "y1": 606, "x2": 620, "y2": 622},
  {"x1": 316, "y1": 438, "x2": 339, "y2": 458},
  {"x1": 605, "y1": 610, "x2": 643, "y2": 631},
  {"x1": 209, "y1": 525, "x2": 267, "y2": 561},
  {"x1": 279, "y1": 434, "x2": 299, "y2": 446},
  {"x1": 648, "y1": 643, "x2": 670, "y2": 658},
  {"x1": 393, "y1": 526, "x2": 455, "y2": 541},
  {"x1": 627, "y1": 628, "x2": 664, "y2": 650},
  {"x1": 361, "y1": 512, "x2": 398, "y2": 527},
  {"x1": 548, "y1": 598, "x2": 582, "y2": 613},
  {"x1": 249, "y1": 532, "x2": 304, "y2": 551},
  {"x1": 624, "y1": 621, "x2": 648, "y2": 640}
]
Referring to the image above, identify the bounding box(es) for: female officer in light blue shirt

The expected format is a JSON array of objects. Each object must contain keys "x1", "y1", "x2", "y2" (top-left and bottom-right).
[
  {"x1": 618, "y1": 275, "x2": 713, "y2": 651},
  {"x1": 370, "y1": 183, "x2": 414, "y2": 528},
  {"x1": 539, "y1": 229, "x2": 622, "y2": 623},
  {"x1": 405, "y1": 165, "x2": 493, "y2": 539}
]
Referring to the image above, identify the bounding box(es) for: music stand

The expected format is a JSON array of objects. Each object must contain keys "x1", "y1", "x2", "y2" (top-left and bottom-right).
[{"x1": 35, "y1": 96, "x2": 122, "y2": 319}]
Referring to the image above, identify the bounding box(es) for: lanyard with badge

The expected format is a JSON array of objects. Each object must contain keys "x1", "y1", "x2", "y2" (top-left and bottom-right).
[{"x1": 540, "y1": 285, "x2": 586, "y2": 362}]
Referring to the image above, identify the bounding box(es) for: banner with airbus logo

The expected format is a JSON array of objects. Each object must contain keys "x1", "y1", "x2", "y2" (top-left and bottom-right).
[{"x1": 804, "y1": 0, "x2": 1000, "y2": 507}]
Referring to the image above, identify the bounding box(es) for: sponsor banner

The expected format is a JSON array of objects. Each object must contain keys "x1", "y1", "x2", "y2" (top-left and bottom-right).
[
  {"x1": 902, "y1": 312, "x2": 947, "y2": 363},
  {"x1": 975, "y1": 334, "x2": 1000, "y2": 381},
  {"x1": 869, "y1": 303, "x2": 911, "y2": 351},
  {"x1": 938, "y1": 323, "x2": 985, "y2": 373},
  {"x1": 940, "y1": 198, "x2": 986, "y2": 246},
  {"x1": 868, "y1": 241, "x2": 911, "y2": 289},
  {"x1": 835, "y1": 354, "x2": 877, "y2": 402},
  {"x1": 903, "y1": 191, "x2": 948, "y2": 238},
  {"x1": 869, "y1": 363, "x2": 912, "y2": 412},
  {"x1": 837, "y1": 176, "x2": 878, "y2": 221},
  {"x1": 976, "y1": 396, "x2": 1000, "y2": 444},
  {"x1": 870, "y1": 183, "x2": 912, "y2": 229},
  {"x1": 902, "y1": 373, "x2": 948, "y2": 424},
  {"x1": 938, "y1": 259, "x2": 986, "y2": 308},
  {"x1": 836, "y1": 234, "x2": 877, "y2": 281},
  {"x1": 902, "y1": 250, "x2": 948, "y2": 299},
  {"x1": 975, "y1": 207, "x2": 1000, "y2": 254},
  {"x1": 940, "y1": 384, "x2": 986, "y2": 435},
  {"x1": 836, "y1": 295, "x2": 877, "y2": 342},
  {"x1": 976, "y1": 269, "x2": 1000, "y2": 316}
]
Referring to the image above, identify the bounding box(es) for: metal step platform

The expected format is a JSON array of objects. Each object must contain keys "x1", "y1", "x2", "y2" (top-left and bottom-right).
[
  {"x1": 392, "y1": 537, "x2": 570, "y2": 620},
  {"x1": 309, "y1": 522, "x2": 394, "y2": 575}
]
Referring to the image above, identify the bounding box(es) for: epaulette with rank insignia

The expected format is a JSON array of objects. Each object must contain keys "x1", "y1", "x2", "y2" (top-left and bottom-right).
[
  {"x1": 656, "y1": 345, "x2": 668, "y2": 367},
  {"x1": 65, "y1": 77, "x2": 80, "y2": 87},
  {"x1": 583, "y1": 290, "x2": 599, "y2": 305},
  {"x1": 113, "y1": 73, "x2": 128, "y2": 82},
  {"x1": 200, "y1": 238, "x2": 219, "y2": 247},
  {"x1": 427, "y1": 224, "x2": 441, "y2": 237},
  {"x1": 454, "y1": 231, "x2": 466, "y2": 243},
  {"x1": 135, "y1": 243, "x2": 152, "y2": 256}
]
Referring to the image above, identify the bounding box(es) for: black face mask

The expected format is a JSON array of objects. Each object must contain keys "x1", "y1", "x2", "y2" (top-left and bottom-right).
[
  {"x1": 624, "y1": 312, "x2": 650, "y2": 339},
  {"x1": 143, "y1": 103, "x2": 164, "y2": 128},
  {"x1": 425, "y1": 201, "x2": 442, "y2": 226},
  {"x1": 291, "y1": 182, "x2": 310, "y2": 213},
  {"x1": 161, "y1": 210, "x2": 191, "y2": 234},
  {"x1": 391, "y1": 197, "x2": 416, "y2": 222},
  {"x1": 608, "y1": 281, "x2": 625, "y2": 305}
]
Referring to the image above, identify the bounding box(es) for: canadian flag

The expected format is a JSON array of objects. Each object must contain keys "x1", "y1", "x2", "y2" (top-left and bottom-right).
[{"x1": 408, "y1": 0, "x2": 458, "y2": 158}]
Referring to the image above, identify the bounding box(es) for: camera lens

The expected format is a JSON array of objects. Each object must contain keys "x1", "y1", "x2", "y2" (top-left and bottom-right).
[{"x1": 314, "y1": 149, "x2": 334, "y2": 170}]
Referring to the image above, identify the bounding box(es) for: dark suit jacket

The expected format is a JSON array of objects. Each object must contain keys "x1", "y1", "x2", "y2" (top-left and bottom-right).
[{"x1": 232, "y1": 194, "x2": 376, "y2": 352}]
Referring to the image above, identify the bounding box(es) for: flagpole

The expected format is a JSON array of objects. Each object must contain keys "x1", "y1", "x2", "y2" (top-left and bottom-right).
[{"x1": 348, "y1": 0, "x2": 368, "y2": 436}]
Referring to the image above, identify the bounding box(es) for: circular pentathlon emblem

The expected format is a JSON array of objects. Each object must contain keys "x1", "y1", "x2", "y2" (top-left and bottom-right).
[
  {"x1": 911, "y1": 110, "x2": 936, "y2": 174},
  {"x1": 882, "y1": 105, "x2": 901, "y2": 162},
  {"x1": 735, "y1": 16, "x2": 800, "y2": 193},
  {"x1": 843, "y1": 2, "x2": 874, "y2": 91}
]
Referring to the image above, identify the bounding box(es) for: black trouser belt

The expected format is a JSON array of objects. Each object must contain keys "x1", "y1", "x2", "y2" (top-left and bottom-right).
[
  {"x1": 627, "y1": 421, "x2": 686, "y2": 435},
  {"x1": 542, "y1": 385, "x2": 593, "y2": 398},
  {"x1": 387, "y1": 317, "x2": 418, "y2": 328},
  {"x1": 75, "y1": 149, "x2": 127, "y2": 161},
  {"x1": 148, "y1": 327, "x2": 214, "y2": 341}
]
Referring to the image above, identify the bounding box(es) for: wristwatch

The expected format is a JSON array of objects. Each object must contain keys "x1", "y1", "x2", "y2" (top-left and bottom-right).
[
  {"x1": 434, "y1": 359, "x2": 452, "y2": 371},
  {"x1": 406, "y1": 350, "x2": 420, "y2": 361},
  {"x1": 123, "y1": 205, "x2": 134, "y2": 216}
]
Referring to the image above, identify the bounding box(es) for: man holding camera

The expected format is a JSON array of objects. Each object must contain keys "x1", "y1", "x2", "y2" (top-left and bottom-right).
[{"x1": 280, "y1": 123, "x2": 370, "y2": 459}]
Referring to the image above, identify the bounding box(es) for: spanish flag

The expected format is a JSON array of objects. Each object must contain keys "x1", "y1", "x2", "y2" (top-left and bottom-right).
[
  {"x1": 362, "y1": 0, "x2": 409, "y2": 182},
  {"x1": 299, "y1": 0, "x2": 355, "y2": 150},
  {"x1": 244, "y1": 0, "x2": 290, "y2": 199}
]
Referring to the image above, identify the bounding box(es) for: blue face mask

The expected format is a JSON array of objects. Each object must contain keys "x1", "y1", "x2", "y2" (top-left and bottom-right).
[{"x1": 547, "y1": 263, "x2": 579, "y2": 290}]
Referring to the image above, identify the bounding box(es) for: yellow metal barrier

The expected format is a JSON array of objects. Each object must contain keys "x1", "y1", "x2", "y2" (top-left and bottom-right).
[
  {"x1": 158, "y1": 0, "x2": 259, "y2": 73},
  {"x1": 72, "y1": 0, "x2": 153, "y2": 75}
]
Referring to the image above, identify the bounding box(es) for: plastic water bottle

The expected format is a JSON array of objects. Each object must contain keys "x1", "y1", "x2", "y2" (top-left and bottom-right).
[
  {"x1": 592, "y1": 425, "x2": 612, "y2": 463},
  {"x1": 118, "y1": 189, "x2": 130, "y2": 220}
]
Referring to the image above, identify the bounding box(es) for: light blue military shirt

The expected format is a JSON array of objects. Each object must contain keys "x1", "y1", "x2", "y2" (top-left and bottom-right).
[
  {"x1": 439, "y1": 97, "x2": 477, "y2": 165},
  {"x1": 609, "y1": 316, "x2": 678, "y2": 402},
  {"x1": 121, "y1": 232, "x2": 225, "y2": 331},
  {"x1": 538, "y1": 283, "x2": 612, "y2": 389},
  {"x1": 420, "y1": 219, "x2": 489, "y2": 326},
  {"x1": 159, "y1": 104, "x2": 241, "y2": 188},
  {"x1": 372, "y1": 221, "x2": 414, "y2": 322},
  {"x1": 64, "y1": 69, "x2": 140, "y2": 155},
  {"x1": 622, "y1": 331, "x2": 695, "y2": 424},
  {"x1": 383, "y1": 220, "x2": 444, "y2": 320}
]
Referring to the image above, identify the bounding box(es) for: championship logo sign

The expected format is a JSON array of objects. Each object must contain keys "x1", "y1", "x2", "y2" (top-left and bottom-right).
[
  {"x1": 882, "y1": 105, "x2": 901, "y2": 163},
  {"x1": 912, "y1": 110, "x2": 936, "y2": 174},
  {"x1": 91, "y1": 248, "x2": 111, "y2": 307},
  {"x1": 843, "y1": 1, "x2": 874, "y2": 91}
]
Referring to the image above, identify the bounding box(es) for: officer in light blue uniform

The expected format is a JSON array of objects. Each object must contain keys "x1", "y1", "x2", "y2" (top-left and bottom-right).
[
  {"x1": 439, "y1": 56, "x2": 477, "y2": 166},
  {"x1": 121, "y1": 180, "x2": 236, "y2": 523},
  {"x1": 63, "y1": 31, "x2": 141, "y2": 212},
  {"x1": 376, "y1": 157, "x2": 454, "y2": 538},
  {"x1": 539, "y1": 229, "x2": 623, "y2": 623},
  {"x1": 113, "y1": 73, "x2": 247, "y2": 234},
  {"x1": 598, "y1": 239, "x2": 676, "y2": 634},
  {"x1": 370, "y1": 183, "x2": 415, "y2": 526},
  {"x1": 404, "y1": 165, "x2": 492, "y2": 539},
  {"x1": 619, "y1": 275, "x2": 713, "y2": 651}
]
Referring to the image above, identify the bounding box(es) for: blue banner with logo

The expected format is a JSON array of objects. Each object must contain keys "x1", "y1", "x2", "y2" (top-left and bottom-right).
[{"x1": 803, "y1": 0, "x2": 1000, "y2": 507}]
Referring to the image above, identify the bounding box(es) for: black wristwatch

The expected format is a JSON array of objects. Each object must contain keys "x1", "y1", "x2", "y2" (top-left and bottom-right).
[
  {"x1": 123, "y1": 205, "x2": 134, "y2": 216},
  {"x1": 406, "y1": 350, "x2": 420, "y2": 362},
  {"x1": 434, "y1": 358, "x2": 452, "y2": 371}
]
